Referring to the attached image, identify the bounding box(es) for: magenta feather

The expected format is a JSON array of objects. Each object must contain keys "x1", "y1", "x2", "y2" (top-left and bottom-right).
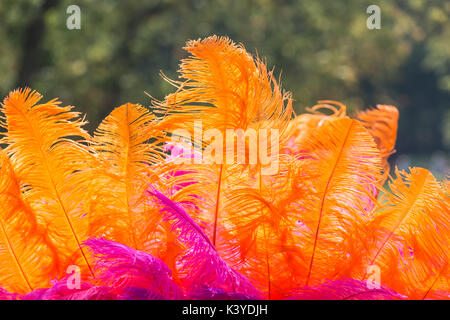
[
  {"x1": 117, "y1": 287, "x2": 165, "y2": 300},
  {"x1": 20, "y1": 238, "x2": 184, "y2": 300},
  {"x1": 188, "y1": 286, "x2": 260, "y2": 300},
  {"x1": 0, "y1": 287, "x2": 19, "y2": 300},
  {"x1": 286, "y1": 279, "x2": 405, "y2": 300},
  {"x1": 21, "y1": 280, "x2": 165, "y2": 300},
  {"x1": 148, "y1": 188, "x2": 262, "y2": 298},
  {"x1": 84, "y1": 238, "x2": 183, "y2": 299}
]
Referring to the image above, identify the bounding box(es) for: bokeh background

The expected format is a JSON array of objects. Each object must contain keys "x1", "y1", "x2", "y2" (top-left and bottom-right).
[{"x1": 0, "y1": 0, "x2": 448, "y2": 177}]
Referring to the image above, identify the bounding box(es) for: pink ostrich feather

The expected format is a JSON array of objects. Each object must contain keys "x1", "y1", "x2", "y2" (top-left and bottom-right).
[{"x1": 84, "y1": 238, "x2": 183, "y2": 299}]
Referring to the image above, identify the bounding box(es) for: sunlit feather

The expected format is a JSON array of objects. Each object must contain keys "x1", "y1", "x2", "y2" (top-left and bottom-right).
[
  {"x1": 363, "y1": 167, "x2": 449, "y2": 298},
  {"x1": 0, "y1": 151, "x2": 59, "y2": 293},
  {"x1": 0, "y1": 88, "x2": 95, "y2": 277},
  {"x1": 357, "y1": 105, "x2": 399, "y2": 184}
]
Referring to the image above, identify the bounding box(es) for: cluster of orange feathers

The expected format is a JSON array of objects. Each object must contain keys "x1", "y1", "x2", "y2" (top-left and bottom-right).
[{"x1": 0, "y1": 36, "x2": 448, "y2": 300}]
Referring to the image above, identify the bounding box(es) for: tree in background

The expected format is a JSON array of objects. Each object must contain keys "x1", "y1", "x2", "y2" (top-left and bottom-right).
[{"x1": 0, "y1": 0, "x2": 448, "y2": 175}]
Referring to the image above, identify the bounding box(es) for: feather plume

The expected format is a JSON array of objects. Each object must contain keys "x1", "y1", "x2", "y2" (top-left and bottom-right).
[
  {"x1": 154, "y1": 37, "x2": 293, "y2": 273},
  {"x1": 286, "y1": 279, "x2": 404, "y2": 300},
  {"x1": 357, "y1": 105, "x2": 399, "y2": 184},
  {"x1": 0, "y1": 287, "x2": 20, "y2": 300},
  {"x1": 21, "y1": 238, "x2": 182, "y2": 300},
  {"x1": 88, "y1": 103, "x2": 170, "y2": 254},
  {"x1": 295, "y1": 118, "x2": 382, "y2": 286},
  {"x1": 421, "y1": 262, "x2": 449, "y2": 300},
  {"x1": 219, "y1": 155, "x2": 317, "y2": 298},
  {"x1": 364, "y1": 167, "x2": 449, "y2": 298},
  {"x1": 0, "y1": 151, "x2": 59, "y2": 293},
  {"x1": 284, "y1": 100, "x2": 347, "y2": 154},
  {"x1": 188, "y1": 286, "x2": 259, "y2": 300},
  {"x1": 0, "y1": 37, "x2": 447, "y2": 301},
  {"x1": 155, "y1": 36, "x2": 292, "y2": 138},
  {"x1": 0, "y1": 88, "x2": 95, "y2": 277},
  {"x1": 21, "y1": 279, "x2": 115, "y2": 300},
  {"x1": 284, "y1": 102, "x2": 399, "y2": 182}
]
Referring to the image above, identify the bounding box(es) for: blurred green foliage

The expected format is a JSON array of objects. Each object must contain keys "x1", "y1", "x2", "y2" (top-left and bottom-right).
[{"x1": 0, "y1": 0, "x2": 448, "y2": 174}]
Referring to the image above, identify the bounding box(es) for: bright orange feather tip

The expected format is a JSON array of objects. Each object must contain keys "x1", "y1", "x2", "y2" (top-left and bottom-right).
[
  {"x1": 284, "y1": 100, "x2": 347, "y2": 154},
  {"x1": 155, "y1": 36, "x2": 293, "y2": 144},
  {"x1": 357, "y1": 105, "x2": 399, "y2": 184},
  {"x1": 150, "y1": 36, "x2": 298, "y2": 298},
  {"x1": 284, "y1": 102, "x2": 399, "y2": 187}
]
